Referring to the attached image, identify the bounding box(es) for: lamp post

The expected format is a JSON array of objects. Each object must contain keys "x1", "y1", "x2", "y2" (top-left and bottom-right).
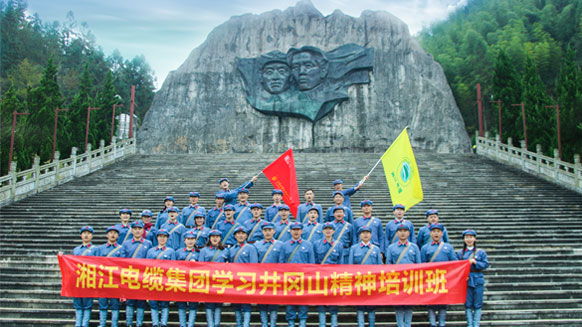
[
  {"x1": 545, "y1": 104, "x2": 562, "y2": 160},
  {"x1": 52, "y1": 107, "x2": 69, "y2": 161},
  {"x1": 8, "y1": 111, "x2": 30, "y2": 171},
  {"x1": 477, "y1": 84, "x2": 484, "y2": 137},
  {"x1": 511, "y1": 103, "x2": 527, "y2": 149},
  {"x1": 129, "y1": 85, "x2": 135, "y2": 139},
  {"x1": 490, "y1": 99, "x2": 502, "y2": 141},
  {"x1": 85, "y1": 106, "x2": 100, "y2": 151},
  {"x1": 111, "y1": 104, "x2": 122, "y2": 142}
]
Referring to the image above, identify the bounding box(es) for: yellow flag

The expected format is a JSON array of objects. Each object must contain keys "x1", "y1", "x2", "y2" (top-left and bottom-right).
[{"x1": 381, "y1": 127, "x2": 423, "y2": 211}]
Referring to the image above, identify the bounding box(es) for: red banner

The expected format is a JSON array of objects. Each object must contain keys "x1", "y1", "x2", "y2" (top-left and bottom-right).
[
  {"x1": 262, "y1": 148, "x2": 300, "y2": 218},
  {"x1": 59, "y1": 255, "x2": 470, "y2": 305}
]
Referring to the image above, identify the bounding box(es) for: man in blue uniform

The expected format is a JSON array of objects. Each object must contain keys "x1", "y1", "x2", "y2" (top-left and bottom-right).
[
  {"x1": 225, "y1": 227, "x2": 258, "y2": 327},
  {"x1": 331, "y1": 207, "x2": 354, "y2": 264},
  {"x1": 207, "y1": 193, "x2": 226, "y2": 229},
  {"x1": 332, "y1": 176, "x2": 368, "y2": 210},
  {"x1": 386, "y1": 223, "x2": 421, "y2": 327},
  {"x1": 420, "y1": 223, "x2": 457, "y2": 327},
  {"x1": 385, "y1": 204, "x2": 415, "y2": 246},
  {"x1": 160, "y1": 206, "x2": 186, "y2": 249},
  {"x1": 181, "y1": 191, "x2": 207, "y2": 227},
  {"x1": 348, "y1": 225, "x2": 382, "y2": 327},
  {"x1": 215, "y1": 204, "x2": 244, "y2": 247},
  {"x1": 254, "y1": 222, "x2": 282, "y2": 327},
  {"x1": 353, "y1": 200, "x2": 385, "y2": 256},
  {"x1": 273, "y1": 204, "x2": 292, "y2": 242},
  {"x1": 297, "y1": 188, "x2": 323, "y2": 223},
  {"x1": 279, "y1": 222, "x2": 315, "y2": 327},
  {"x1": 265, "y1": 189, "x2": 284, "y2": 222},
  {"x1": 59, "y1": 226, "x2": 96, "y2": 327},
  {"x1": 417, "y1": 209, "x2": 449, "y2": 248},
  {"x1": 302, "y1": 207, "x2": 323, "y2": 243},
  {"x1": 121, "y1": 221, "x2": 152, "y2": 327},
  {"x1": 234, "y1": 188, "x2": 253, "y2": 225},
  {"x1": 314, "y1": 222, "x2": 342, "y2": 327},
  {"x1": 96, "y1": 226, "x2": 123, "y2": 327},
  {"x1": 244, "y1": 203, "x2": 265, "y2": 243},
  {"x1": 114, "y1": 208, "x2": 133, "y2": 245},
  {"x1": 145, "y1": 229, "x2": 175, "y2": 327},
  {"x1": 217, "y1": 176, "x2": 258, "y2": 206},
  {"x1": 324, "y1": 191, "x2": 353, "y2": 224}
]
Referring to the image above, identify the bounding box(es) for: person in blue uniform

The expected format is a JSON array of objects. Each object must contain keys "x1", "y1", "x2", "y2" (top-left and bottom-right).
[
  {"x1": 140, "y1": 210, "x2": 156, "y2": 244},
  {"x1": 253, "y1": 222, "x2": 282, "y2": 327},
  {"x1": 331, "y1": 207, "x2": 354, "y2": 264},
  {"x1": 348, "y1": 225, "x2": 382, "y2": 327},
  {"x1": 420, "y1": 223, "x2": 457, "y2": 327},
  {"x1": 265, "y1": 189, "x2": 284, "y2": 222},
  {"x1": 225, "y1": 227, "x2": 258, "y2": 327},
  {"x1": 121, "y1": 221, "x2": 152, "y2": 327},
  {"x1": 145, "y1": 229, "x2": 175, "y2": 327},
  {"x1": 114, "y1": 208, "x2": 133, "y2": 245},
  {"x1": 234, "y1": 188, "x2": 253, "y2": 225},
  {"x1": 217, "y1": 176, "x2": 258, "y2": 206},
  {"x1": 324, "y1": 191, "x2": 353, "y2": 224},
  {"x1": 215, "y1": 204, "x2": 244, "y2": 247},
  {"x1": 297, "y1": 188, "x2": 323, "y2": 223},
  {"x1": 386, "y1": 223, "x2": 421, "y2": 327},
  {"x1": 273, "y1": 204, "x2": 292, "y2": 242},
  {"x1": 302, "y1": 207, "x2": 323, "y2": 243},
  {"x1": 353, "y1": 200, "x2": 385, "y2": 256},
  {"x1": 385, "y1": 204, "x2": 415, "y2": 246},
  {"x1": 182, "y1": 213, "x2": 209, "y2": 250},
  {"x1": 417, "y1": 210, "x2": 449, "y2": 249},
  {"x1": 332, "y1": 176, "x2": 368, "y2": 210},
  {"x1": 180, "y1": 191, "x2": 207, "y2": 225},
  {"x1": 155, "y1": 196, "x2": 177, "y2": 229},
  {"x1": 244, "y1": 203, "x2": 265, "y2": 243},
  {"x1": 59, "y1": 225, "x2": 96, "y2": 327},
  {"x1": 160, "y1": 206, "x2": 186, "y2": 249},
  {"x1": 96, "y1": 226, "x2": 123, "y2": 327},
  {"x1": 279, "y1": 222, "x2": 315, "y2": 327},
  {"x1": 198, "y1": 230, "x2": 226, "y2": 327},
  {"x1": 207, "y1": 193, "x2": 226, "y2": 229},
  {"x1": 314, "y1": 222, "x2": 342, "y2": 327},
  {"x1": 176, "y1": 230, "x2": 200, "y2": 327},
  {"x1": 457, "y1": 229, "x2": 489, "y2": 327}
]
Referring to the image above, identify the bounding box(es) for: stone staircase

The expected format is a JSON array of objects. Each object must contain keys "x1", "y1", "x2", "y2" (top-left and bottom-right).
[{"x1": 0, "y1": 151, "x2": 581, "y2": 326}]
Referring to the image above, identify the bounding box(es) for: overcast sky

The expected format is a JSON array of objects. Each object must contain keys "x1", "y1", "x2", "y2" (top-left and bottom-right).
[{"x1": 26, "y1": 0, "x2": 467, "y2": 89}]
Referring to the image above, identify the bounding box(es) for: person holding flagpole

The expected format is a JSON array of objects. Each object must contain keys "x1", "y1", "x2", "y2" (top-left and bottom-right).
[
  {"x1": 332, "y1": 176, "x2": 368, "y2": 210},
  {"x1": 217, "y1": 176, "x2": 258, "y2": 206}
]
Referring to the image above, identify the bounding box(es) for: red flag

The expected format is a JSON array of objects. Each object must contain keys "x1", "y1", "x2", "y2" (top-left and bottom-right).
[{"x1": 262, "y1": 148, "x2": 300, "y2": 218}]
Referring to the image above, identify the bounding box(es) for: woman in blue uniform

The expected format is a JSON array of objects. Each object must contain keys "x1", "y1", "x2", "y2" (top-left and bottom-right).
[
  {"x1": 176, "y1": 230, "x2": 200, "y2": 327},
  {"x1": 198, "y1": 230, "x2": 226, "y2": 327},
  {"x1": 457, "y1": 229, "x2": 489, "y2": 327}
]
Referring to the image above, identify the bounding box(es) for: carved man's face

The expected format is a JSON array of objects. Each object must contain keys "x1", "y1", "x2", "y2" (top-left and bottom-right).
[
  {"x1": 262, "y1": 62, "x2": 291, "y2": 94},
  {"x1": 291, "y1": 51, "x2": 326, "y2": 90}
]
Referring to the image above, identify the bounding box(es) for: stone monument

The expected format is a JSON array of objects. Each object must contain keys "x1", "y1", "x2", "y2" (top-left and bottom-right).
[{"x1": 138, "y1": 0, "x2": 471, "y2": 153}]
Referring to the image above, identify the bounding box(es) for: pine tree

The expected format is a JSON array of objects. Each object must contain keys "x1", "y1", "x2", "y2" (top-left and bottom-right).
[
  {"x1": 25, "y1": 56, "x2": 62, "y2": 165},
  {"x1": 492, "y1": 49, "x2": 523, "y2": 146},
  {"x1": 522, "y1": 56, "x2": 553, "y2": 155},
  {"x1": 555, "y1": 48, "x2": 582, "y2": 161},
  {"x1": 94, "y1": 70, "x2": 118, "y2": 145},
  {"x1": 0, "y1": 84, "x2": 25, "y2": 175}
]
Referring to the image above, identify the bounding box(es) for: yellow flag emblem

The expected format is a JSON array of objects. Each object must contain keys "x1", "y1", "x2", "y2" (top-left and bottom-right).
[{"x1": 381, "y1": 128, "x2": 423, "y2": 211}]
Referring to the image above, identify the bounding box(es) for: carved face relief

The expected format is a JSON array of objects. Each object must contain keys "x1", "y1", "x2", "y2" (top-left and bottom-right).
[
  {"x1": 261, "y1": 62, "x2": 291, "y2": 94},
  {"x1": 291, "y1": 52, "x2": 326, "y2": 91}
]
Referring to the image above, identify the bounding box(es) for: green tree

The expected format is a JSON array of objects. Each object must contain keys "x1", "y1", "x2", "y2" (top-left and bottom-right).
[
  {"x1": 492, "y1": 49, "x2": 523, "y2": 146},
  {"x1": 522, "y1": 56, "x2": 553, "y2": 154},
  {"x1": 0, "y1": 84, "x2": 26, "y2": 174},
  {"x1": 25, "y1": 56, "x2": 62, "y2": 166},
  {"x1": 555, "y1": 48, "x2": 582, "y2": 161}
]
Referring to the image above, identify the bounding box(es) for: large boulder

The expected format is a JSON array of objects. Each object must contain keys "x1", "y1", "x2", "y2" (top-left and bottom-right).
[{"x1": 138, "y1": 0, "x2": 471, "y2": 153}]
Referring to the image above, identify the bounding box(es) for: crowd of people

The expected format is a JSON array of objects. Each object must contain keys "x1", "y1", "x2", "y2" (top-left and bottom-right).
[{"x1": 62, "y1": 177, "x2": 489, "y2": 327}]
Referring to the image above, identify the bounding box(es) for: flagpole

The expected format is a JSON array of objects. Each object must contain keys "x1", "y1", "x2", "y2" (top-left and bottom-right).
[{"x1": 361, "y1": 126, "x2": 410, "y2": 185}]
